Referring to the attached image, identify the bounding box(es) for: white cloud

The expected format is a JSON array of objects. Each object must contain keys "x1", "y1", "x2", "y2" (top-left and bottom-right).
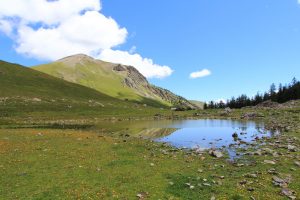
[
  {"x1": 0, "y1": 0, "x2": 172, "y2": 79},
  {"x1": 0, "y1": 0, "x2": 101, "y2": 25},
  {"x1": 15, "y1": 11, "x2": 127, "y2": 60},
  {"x1": 189, "y1": 69, "x2": 211, "y2": 79},
  {"x1": 0, "y1": 19, "x2": 13, "y2": 35},
  {"x1": 99, "y1": 49, "x2": 173, "y2": 79}
]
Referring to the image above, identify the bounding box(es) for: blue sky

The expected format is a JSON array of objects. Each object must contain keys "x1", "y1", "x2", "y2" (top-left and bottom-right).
[{"x1": 1, "y1": 0, "x2": 300, "y2": 101}]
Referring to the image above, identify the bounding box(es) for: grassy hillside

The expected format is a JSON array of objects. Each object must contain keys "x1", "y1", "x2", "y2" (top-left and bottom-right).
[
  {"x1": 0, "y1": 60, "x2": 172, "y2": 125},
  {"x1": 33, "y1": 55, "x2": 168, "y2": 106},
  {"x1": 33, "y1": 54, "x2": 200, "y2": 109},
  {"x1": 0, "y1": 60, "x2": 117, "y2": 101}
]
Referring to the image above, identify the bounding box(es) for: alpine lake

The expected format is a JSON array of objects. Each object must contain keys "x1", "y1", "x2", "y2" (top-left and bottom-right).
[{"x1": 94, "y1": 119, "x2": 279, "y2": 160}]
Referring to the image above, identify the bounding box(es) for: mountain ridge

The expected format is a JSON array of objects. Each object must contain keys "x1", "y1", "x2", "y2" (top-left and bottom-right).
[{"x1": 33, "y1": 54, "x2": 198, "y2": 109}]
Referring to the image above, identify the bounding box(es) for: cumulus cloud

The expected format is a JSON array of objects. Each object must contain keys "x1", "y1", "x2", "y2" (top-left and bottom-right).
[
  {"x1": 15, "y1": 11, "x2": 127, "y2": 60},
  {"x1": 0, "y1": 0, "x2": 101, "y2": 25},
  {"x1": 99, "y1": 49, "x2": 173, "y2": 79},
  {"x1": 0, "y1": 19, "x2": 13, "y2": 35},
  {"x1": 189, "y1": 69, "x2": 211, "y2": 79},
  {"x1": 0, "y1": 0, "x2": 172, "y2": 78}
]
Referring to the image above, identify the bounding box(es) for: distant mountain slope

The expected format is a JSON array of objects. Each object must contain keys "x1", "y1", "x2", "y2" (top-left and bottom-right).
[
  {"x1": 189, "y1": 100, "x2": 205, "y2": 109},
  {"x1": 33, "y1": 54, "x2": 197, "y2": 109},
  {"x1": 0, "y1": 60, "x2": 174, "y2": 123},
  {"x1": 0, "y1": 60, "x2": 122, "y2": 102}
]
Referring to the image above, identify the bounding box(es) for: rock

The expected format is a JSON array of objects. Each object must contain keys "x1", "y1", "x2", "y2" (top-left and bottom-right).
[
  {"x1": 136, "y1": 192, "x2": 148, "y2": 199},
  {"x1": 211, "y1": 196, "x2": 216, "y2": 200},
  {"x1": 185, "y1": 183, "x2": 195, "y2": 189},
  {"x1": 245, "y1": 173, "x2": 258, "y2": 178},
  {"x1": 294, "y1": 161, "x2": 300, "y2": 167},
  {"x1": 113, "y1": 64, "x2": 126, "y2": 71},
  {"x1": 232, "y1": 133, "x2": 239, "y2": 138},
  {"x1": 225, "y1": 107, "x2": 232, "y2": 113},
  {"x1": 288, "y1": 145, "x2": 297, "y2": 152},
  {"x1": 239, "y1": 180, "x2": 247, "y2": 185},
  {"x1": 241, "y1": 112, "x2": 257, "y2": 119},
  {"x1": 268, "y1": 168, "x2": 278, "y2": 175},
  {"x1": 256, "y1": 100, "x2": 281, "y2": 109},
  {"x1": 32, "y1": 97, "x2": 42, "y2": 102},
  {"x1": 195, "y1": 148, "x2": 206, "y2": 154},
  {"x1": 273, "y1": 176, "x2": 285, "y2": 183},
  {"x1": 281, "y1": 188, "x2": 296, "y2": 199},
  {"x1": 209, "y1": 150, "x2": 224, "y2": 158},
  {"x1": 150, "y1": 163, "x2": 155, "y2": 167},
  {"x1": 253, "y1": 150, "x2": 262, "y2": 156},
  {"x1": 264, "y1": 160, "x2": 276, "y2": 165},
  {"x1": 272, "y1": 176, "x2": 290, "y2": 188}
]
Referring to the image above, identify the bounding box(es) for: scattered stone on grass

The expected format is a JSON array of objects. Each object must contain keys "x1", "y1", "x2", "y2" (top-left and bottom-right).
[
  {"x1": 294, "y1": 161, "x2": 300, "y2": 167},
  {"x1": 136, "y1": 192, "x2": 148, "y2": 199},
  {"x1": 281, "y1": 188, "x2": 296, "y2": 200},
  {"x1": 287, "y1": 145, "x2": 297, "y2": 152},
  {"x1": 268, "y1": 168, "x2": 278, "y2": 175},
  {"x1": 209, "y1": 150, "x2": 223, "y2": 158},
  {"x1": 264, "y1": 160, "x2": 276, "y2": 165}
]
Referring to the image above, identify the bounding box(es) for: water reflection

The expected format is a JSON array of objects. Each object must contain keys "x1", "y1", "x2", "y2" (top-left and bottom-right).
[
  {"x1": 128, "y1": 119, "x2": 278, "y2": 159},
  {"x1": 154, "y1": 119, "x2": 275, "y2": 148},
  {"x1": 100, "y1": 119, "x2": 278, "y2": 159}
]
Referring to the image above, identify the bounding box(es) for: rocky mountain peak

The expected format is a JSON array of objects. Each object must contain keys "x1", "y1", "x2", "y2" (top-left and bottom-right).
[{"x1": 57, "y1": 54, "x2": 95, "y2": 67}]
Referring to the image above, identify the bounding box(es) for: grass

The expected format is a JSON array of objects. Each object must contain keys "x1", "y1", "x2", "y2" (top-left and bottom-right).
[
  {"x1": 1, "y1": 127, "x2": 299, "y2": 199},
  {"x1": 33, "y1": 57, "x2": 171, "y2": 107},
  {"x1": 0, "y1": 60, "x2": 177, "y2": 126},
  {"x1": 0, "y1": 107, "x2": 299, "y2": 199},
  {"x1": 1, "y1": 60, "x2": 300, "y2": 199}
]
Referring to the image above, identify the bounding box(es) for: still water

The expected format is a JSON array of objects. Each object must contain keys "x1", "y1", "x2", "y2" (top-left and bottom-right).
[
  {"x1": 106, "y1": 119, "x2": 277, "y2": 159},
  {"x1": 154, "y1": 119, "x2": 274, "y2": 149}
]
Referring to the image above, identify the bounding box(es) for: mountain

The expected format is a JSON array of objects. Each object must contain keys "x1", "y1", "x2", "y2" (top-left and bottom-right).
[
  {"x1": 189, "y1": 100, "x2": 205, "y2": 109},
  {"x1": 33, "y1": 54, "x2": 198, "y2": 109},
  {"x1": 0, "y1": 60, "x2": 116, "y2": 101},
  {"x1": 0, "y1": 60, "x2": 176, "y2": 122}
]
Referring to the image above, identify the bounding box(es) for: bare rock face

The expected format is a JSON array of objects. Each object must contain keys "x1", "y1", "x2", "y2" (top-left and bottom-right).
[
  {"x1": 113, "y1": 64, "x2": 126, "y2": 72},
  {"x1": 113, "y1": 63, "x2": 198, "y2": 109}
]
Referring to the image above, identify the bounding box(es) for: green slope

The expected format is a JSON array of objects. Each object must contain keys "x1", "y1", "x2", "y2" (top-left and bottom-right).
[
  {"x1": 0, "y1": 60, "x2": 173, "y2": 125},
  {"x1": 33, "y1": 54, "x2": 199, "y2": 108},
  {"x1": 33, "y1": 55, "x2": 157, "y2": 102},
  {"x1": 0, "y1": 60, "x2": 117, "y2": 101}
]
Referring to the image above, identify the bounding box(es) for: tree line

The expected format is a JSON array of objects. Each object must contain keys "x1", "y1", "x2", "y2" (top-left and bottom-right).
[{"x1": 204, "y1": 77, "x2": 300, "y2": 109}]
